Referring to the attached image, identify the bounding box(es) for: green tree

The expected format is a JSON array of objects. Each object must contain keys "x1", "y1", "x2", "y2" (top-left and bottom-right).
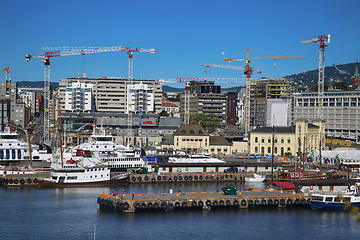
[
  {"x1": 333, "y1": 81, "x2": 348, "y2": 90},
  {"x1": 190, "y1": 113, "x2": 221, "y2": 133}
]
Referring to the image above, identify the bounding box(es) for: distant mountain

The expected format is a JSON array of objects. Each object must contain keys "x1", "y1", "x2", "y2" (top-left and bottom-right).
[
  {"x1": 285, "y1": 62, "x2": 357, "y2": 88},
  {"x1": 16, "y1": 81, "x2": 59, "y2": 88},
  {"x1": 162, "y1": 85, "x2": 183, "y2": 92}
]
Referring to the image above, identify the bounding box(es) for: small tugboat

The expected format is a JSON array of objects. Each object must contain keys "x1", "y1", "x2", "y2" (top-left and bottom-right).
[
  {"x1": 310, "y1": 184, "x2": 360, "y2": 210},
  {"x1": 245, "y1": 173, "x2": 266, "y2": 183}
]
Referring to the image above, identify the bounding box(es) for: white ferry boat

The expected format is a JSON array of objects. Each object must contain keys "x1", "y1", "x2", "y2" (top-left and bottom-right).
[
  {"x1": 0, "y1": 128, "x2": 52, "y2": 166},
  {"x1": 168, "y1": 153, "x2": 225, "y2": 164},
  {"x1": 54, "y1": 129, "x2": 146, "y2": 172}
]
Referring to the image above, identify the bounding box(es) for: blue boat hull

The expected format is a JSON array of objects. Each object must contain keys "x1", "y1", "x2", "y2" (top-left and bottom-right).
[{"x1": 310, "y1": 201, "x2": 360, "y2": 210}]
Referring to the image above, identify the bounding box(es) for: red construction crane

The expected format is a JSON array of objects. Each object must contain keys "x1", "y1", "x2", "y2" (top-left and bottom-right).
[
  {"x1": 216, "y1": 48, "x2": 305, "y2": 135},
  {"x1": 300, "y1": 34, "x2": 331, "y2": 119}
]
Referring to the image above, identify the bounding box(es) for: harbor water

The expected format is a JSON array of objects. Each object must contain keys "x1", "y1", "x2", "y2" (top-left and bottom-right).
[{"x1": 1, "y1": 182, "x2": 360, "y2": 239}]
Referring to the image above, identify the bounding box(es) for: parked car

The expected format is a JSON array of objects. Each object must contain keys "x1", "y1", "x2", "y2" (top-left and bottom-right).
[{"x1": 224, "y1": 167, "x2": 238, "y2": 173}]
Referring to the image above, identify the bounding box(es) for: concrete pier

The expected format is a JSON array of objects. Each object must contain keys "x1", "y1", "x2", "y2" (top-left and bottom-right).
[{"x1": 97, "y1": 190, "x2": 310, "y2": 213}]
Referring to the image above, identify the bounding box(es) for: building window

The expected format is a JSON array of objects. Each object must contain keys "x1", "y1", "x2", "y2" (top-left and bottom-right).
[
  {"x1": 268, "y1": 147, "x2": 271, "y2": 154},
  {"x1": 255, "y1": 147, "x2": 258, "y2": 153},
  {"x1": 275, "y1": 147, "x2": 277, "y2": 154},
  {"x1": 211, "y1": 148, "x2": 214, "y2": 152},
  {"x1": 255, "y1": 137, "x2": 258, "y2": 143},
  {"x1": 268, "y1": 138, "x2": 271, "y2": 143},
  {"x1": 288, "y1": 138, "x2": 290, "y2": 144},
  {"x1": 281, "y1": 138, "x2": 284, "y2": 143},
  {"x1": 261, "y1": 138, "x2": 264, "y2": 143}
]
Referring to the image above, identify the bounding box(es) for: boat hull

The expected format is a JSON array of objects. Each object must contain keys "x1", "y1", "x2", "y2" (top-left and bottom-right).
[
  {"x1": 38, "y1": 179, "x2": 128, "y2": 188},
  {"x1": 310, "y1": 201, "x2": 360, "y2": 210}
]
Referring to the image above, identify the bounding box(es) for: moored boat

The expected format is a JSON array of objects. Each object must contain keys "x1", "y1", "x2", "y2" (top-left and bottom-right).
[
  {"x1": 310, "y1": 184, "x2": 360, "y2": 210},
  {"x1": 168, "y1": 153, "x2": 225, "y2": 164},
  {"x1": 38, "y1": 166, "x2": 129, "y2": 188},
  {"x1": 245, "y1": 173, "x2": 266, "y2": 182}
]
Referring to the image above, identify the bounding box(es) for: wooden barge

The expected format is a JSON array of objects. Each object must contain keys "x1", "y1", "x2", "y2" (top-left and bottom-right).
[{"x1": 97, "y1": 190, "x2": 311, "y2": 213}]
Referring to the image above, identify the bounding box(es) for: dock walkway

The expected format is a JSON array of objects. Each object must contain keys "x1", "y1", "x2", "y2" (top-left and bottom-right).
[{"x1": 98, "y1": 190, "x2": 310, "y2": 213}]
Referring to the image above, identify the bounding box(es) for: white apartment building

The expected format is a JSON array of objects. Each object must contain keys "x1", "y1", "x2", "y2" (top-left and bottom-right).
[
  {"x1": 64, "y1": 81, "x2": 94, "y2": 112},
  {"x1": 292, "y1": 90, "x2": 360, "y2": 143},
  {"x1": 127, "y1": 82, "x2": 155, "y2": 114}
]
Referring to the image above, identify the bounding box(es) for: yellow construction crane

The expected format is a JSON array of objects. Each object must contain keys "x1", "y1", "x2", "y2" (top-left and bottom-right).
[{"x1": 223, "y1": 48, "x2": 305, "y2": 135}]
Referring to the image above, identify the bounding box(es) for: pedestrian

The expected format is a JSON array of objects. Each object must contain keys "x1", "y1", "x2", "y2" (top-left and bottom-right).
[
  {"x1": 143, "y1": 192, "x2": 145, "y2": 199},
  {"x1": 132, "y1": 192, "x2": 135, "y2": 200},
  {"x1": 114, "y1": 190, "x2": 117, "y2": 196},
  {"x1": 111, "y1": 190, "x2": 114, "y2": 196},
  {"x1": 122, "y1": 190, "x2": 126, "y2": 199}
]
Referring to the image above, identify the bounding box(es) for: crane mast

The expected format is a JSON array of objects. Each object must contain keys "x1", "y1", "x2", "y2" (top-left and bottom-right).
[{"x1": 300, "y1": 34, "x2": 331, "y2": 119}]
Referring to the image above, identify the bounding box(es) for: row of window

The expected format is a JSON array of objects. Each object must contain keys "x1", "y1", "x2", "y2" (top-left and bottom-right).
[
  {"x1": 254, "y1": 137, "x2": 291, "y2": 144},
  {"x1": 254, "y1": 146, "x2": 291, "y2": 154},
  {"x1": 0, "y1": 149, "x2": 22, "y2": 160}
]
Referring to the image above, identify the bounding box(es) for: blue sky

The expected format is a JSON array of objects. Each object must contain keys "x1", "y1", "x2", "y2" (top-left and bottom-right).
[{"x1": 0, "y1": 0, "x2": 359, "y2": 88}]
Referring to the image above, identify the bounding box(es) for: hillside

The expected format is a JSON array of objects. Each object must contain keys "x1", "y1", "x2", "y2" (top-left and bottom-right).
[{"x1": 286, "y1": 62, "x2": 357, "y2": 89}]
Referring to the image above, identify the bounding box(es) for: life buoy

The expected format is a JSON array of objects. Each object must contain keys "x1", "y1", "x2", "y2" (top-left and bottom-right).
[
  {"x1": 216, "y1": 176, "x2": 219, "y2": 181},
  {"x1": 198, "y1": 201, "x2": 204, "y2": 207},
  {"x1": 280, "y1": 199, "x2": 286, "y2": 206},
  {"x1": 234, "y1": 177, "x2": 238, "y2": 181},
  {"x1": 206, "y1": 200, "x2": 212, "y2": 207},
  {"x1": 179, "y1": 176, "x2": 183, "y2": 181},
  {"x1": 14, "y1": 179, "x2": 19, "y2": 184},
  {"x1": 161, "y1": 201, "x2": 167, "y2": 209},
  {"x1": 261, "y1": 199, "x2": 267, "y2": 205},
  {"x1": 219, "y1": 200, "x2": 224, "y2": 206},
  {"x1": 33, "y1": 178, "x2": 38, "y2": 184},
  {"x1": 9, "y1": 179, "x2": 14, "y2": 184},
  {"x1": 188, "y1": 176, "x2": 193, "y2": 181},
  {"x1": 132, "y1": 176, "x2": 136, "y2": 182},
  {"x1": 248, "y1": 200, "x2": 253, "y2": 206},
  {"x1": 255, "y1": 200, "x2": 260, "y2": 206},
  {"x1": 310, "y1": 185, "x2": 313, "y2": 190},
  {"x1": 152, "y1": 178, "x2": 155, "y2": 183},
  {"x1": 181, "y1": 201, "x2": 187, "y2": 207},
  {"x1": 174, "y1": 176, "x2": 178, "y2": 181},
  {"x1": 20, "y1": 179, "x2": 25, "y2": 185},
  {"x1": 163, "y1": 176, "x2": 167, "y2": 181},
  {"x1": 157, "y1": 176, "x2": 161, "y2": 181},
  {"x1": 138, "y1": 177, "x2": 142, "y2": 182},
  {"x1": 191, "y1": 201, "x2": 197, "y2": 207},
  {"x1": 199, "y1": 175, "x2": 203, "y2": 180},
  {"x1": 141, "y1": 203, "x2": 147, "y2": 209},
  {"x1": 154, "y1": 203, "x2": 159, "y2": 209},
  {"x1": 184, "y1": 176, "x2": 188, "y2": 181},
  {"x1": 135, "y1": 203, "x2": 141, "y2": 209},
  {"x1": 210, "y1": 175, "x2": 214, "y2": 180},
  {"x1": 287, "y1": 199, "x2": 293, "y2": 205},
  {"x1": 267, "y1": 199, "x2": 273, "y2": 205},
  {"x1": 274, "y1": 199, "x2": 279, "y2": 206},
  {"x1": 225, "y1": 200, "x2": 231, "y2": 206},
  {"x1": 147, "y1": 202, "x2": 153, "y2": 209},
  {"x1": 144, "y1": 176, "x2": 149, "y2": 181},
  {"x1": 294, "y1": 199, "x2": 300, "y2": 205},
  {"x1": 175, "y1": 202, "x2": 181, "y2": 208},
  {"x1": 212, "y1": 200, "x2": 218, "y2": 207},
  {"x1": 117, "y1": 202, "x2": 123, "y2": 210},
  {"x1": 27, "y1": 179, "x2": 32, "y2": 184},
  {"x1": 233, "y1": 200, "x2": 240, "y2": 207},
  {"x1": 194, "y1": 176, "x2": 198, "y2": 180}
]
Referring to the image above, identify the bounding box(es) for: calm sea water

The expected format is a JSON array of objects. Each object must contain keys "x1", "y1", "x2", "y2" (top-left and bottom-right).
[{"x1": 1, "y1": 182, "x2": 360, "y2": 240}]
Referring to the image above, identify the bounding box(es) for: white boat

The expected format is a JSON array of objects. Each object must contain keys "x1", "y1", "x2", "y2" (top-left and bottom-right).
[
  {"x1": 38, "y1": 165, "x2": 129, "y2": 188},
  {"x1": 310, "y1": 184, "x2": 360, "y2": 210},
  {"x1": 0, "y1": 128, "x2": 52, "y2": 166},
  {"x1": 53, "y1": 128, "x2": 146, "y2": 172},
  {"x1": 168, "y1": 153, "x2": 225, "y2": 164},
  {"x1": 245, "y1": 173, "x2": 266, "y2": 182}
]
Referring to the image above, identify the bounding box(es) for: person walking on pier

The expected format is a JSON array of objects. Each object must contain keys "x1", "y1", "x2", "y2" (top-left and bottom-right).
[
  {"x1": 122, "y1": 190, "x2": 126, "y2": 199},
  {"x1": 132, "y1": 192, "x2": 135, "y2": 200},
  {"x1": 143, "y1": 192, "x2": 145, "y2": 199}
]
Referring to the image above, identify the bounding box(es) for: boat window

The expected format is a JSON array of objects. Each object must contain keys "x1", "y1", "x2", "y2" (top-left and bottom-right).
[
  {"x1": 334, "y1": 197, "x2": 343, "y2": 202},
  {"x1": 52, "y1": 176, "x2": 58, "y2": 180},
  {"x1": 325, "y1": 197, "x2": 333, "y2": 202},
  {"x1": 11, "y1": 149, "x2": 16, "y2": 159},
  {"x1": 0, "y1": 149, "x2": 3, "y2": 159},
  {"x1": 6, "y1": 149, "x2": 10, "y2": 159},
  {"x1": 67, "y1": 176, "x2": 77, "y2": 180},
  {"x1": 312, "y1": 196, "x2": 323, "y2": 201},
  {"x1": 18, "y1": 149, "x2": 21, "y2": 159},
  {"x1": 344, "y1": 197, "x2": 351, "y2": 202}
]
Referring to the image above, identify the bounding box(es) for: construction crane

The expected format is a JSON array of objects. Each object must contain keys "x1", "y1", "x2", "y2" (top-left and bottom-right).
[
  {"x1": 207, "y1": 48, "x2": 305, "y2": 135},
  {"x1": 300, "y1": 34, "x2": 331, "y2": 119},
  {"x1": 40, "y1": 46, "x2": 156, "y2": 147}
]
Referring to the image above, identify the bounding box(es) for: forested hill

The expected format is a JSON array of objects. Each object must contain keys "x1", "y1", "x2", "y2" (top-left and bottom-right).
[{"x1": 285, "y1": 62, "x2": 358, "y2": 88}]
